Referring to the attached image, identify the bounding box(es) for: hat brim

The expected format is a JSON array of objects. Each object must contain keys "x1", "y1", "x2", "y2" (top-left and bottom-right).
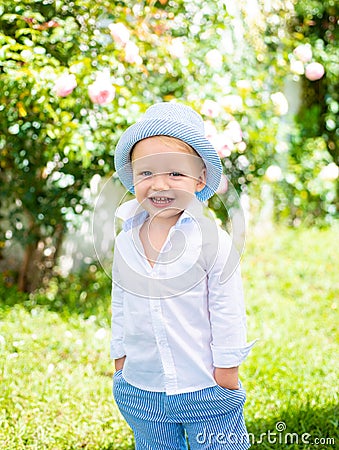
[{"x1": 114, "y1": 118, "x2": 222, "y2": 202}]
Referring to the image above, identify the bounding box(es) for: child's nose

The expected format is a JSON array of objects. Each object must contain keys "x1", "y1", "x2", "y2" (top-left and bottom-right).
[{"x1": 151, "y1": 173, "x2": 169, "y2": 191}]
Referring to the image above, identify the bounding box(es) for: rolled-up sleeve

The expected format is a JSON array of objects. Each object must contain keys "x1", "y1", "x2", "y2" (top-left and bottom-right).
[
  {"x1": 110, "y1": 256, "x2": 126, "y2": 360},
  {"x1": 207, "y1": 229, "x2": 256, "y2": 368}
]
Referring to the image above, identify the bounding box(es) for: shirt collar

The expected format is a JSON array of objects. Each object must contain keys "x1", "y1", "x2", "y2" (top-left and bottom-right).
[{"x1": 115, "y1": 197, "x2": 204, "y2": 232}]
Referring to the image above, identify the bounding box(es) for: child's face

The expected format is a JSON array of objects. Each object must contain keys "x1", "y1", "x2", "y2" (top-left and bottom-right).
[{"x1": 131, "y1": 137, "x2": 206, "y2": 221}]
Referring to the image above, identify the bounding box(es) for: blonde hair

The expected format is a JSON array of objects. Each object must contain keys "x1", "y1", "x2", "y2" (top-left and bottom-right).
[
  {"x1": 156, "y1": 135, "x2": 197, "y2": 155},
  {"x1": 130, "y1": 135, "x2": 205, "y2": 167}
]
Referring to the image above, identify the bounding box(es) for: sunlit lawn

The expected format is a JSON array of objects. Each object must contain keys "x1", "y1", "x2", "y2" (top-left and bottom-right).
[{"x1": 0, "y1": 225, "x2": 338, "y2": 449}]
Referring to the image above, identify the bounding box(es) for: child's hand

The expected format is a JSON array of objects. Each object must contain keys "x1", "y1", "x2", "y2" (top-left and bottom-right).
[
  {"x1": 214, "y1": 366, "x2": 239, "y2": 390},
  {"x1": 115, "y1": 356, "x2": 126, "y2": 371}
]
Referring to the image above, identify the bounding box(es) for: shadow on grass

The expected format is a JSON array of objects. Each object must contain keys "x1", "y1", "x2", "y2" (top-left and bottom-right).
[{"x1": 247, "y1": 402, "x2": 338, "y2": 449}]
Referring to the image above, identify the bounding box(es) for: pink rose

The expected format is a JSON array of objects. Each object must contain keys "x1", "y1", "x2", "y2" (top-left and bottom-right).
[
  {"x1": 88, "y1": 72, "x2": 115, "y2": 105},
  {"x1": 305, "y1": 62, "x2": 325, "y2": 81},
  {"x1": 211, "y1": 134, "x2": 234, "y2": 158},
  {"x1": 124, "y1": 41, "x2": 142, "y2": 65},
  {"x1": 201, "y1": 100, "x2": 220, "y2": 118},
  {"x1": 204, "y1": 120, "x2": 218, "y2": 140},
  {"x1": 293, "y1": 44, "x2": 312, "y2": 63},
  {"x1": 225, "y1": 120, "x2": 242, "y2": 143},
  {"x1": 54, "y1": 73, "x2": 77, "y2": 97},
  {"x1": 108, "y1": 22, "x2": 130, "y2": 46}
]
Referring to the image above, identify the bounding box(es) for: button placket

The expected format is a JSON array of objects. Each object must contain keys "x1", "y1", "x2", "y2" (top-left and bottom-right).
[{"x1": 149, "y1": 297, "x2": 177, "y2": 392}]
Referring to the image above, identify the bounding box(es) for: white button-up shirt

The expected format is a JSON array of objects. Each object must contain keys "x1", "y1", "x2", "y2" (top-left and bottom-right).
[{"x1": 111, "y1": 198, "x2": 256, "y2": 395}]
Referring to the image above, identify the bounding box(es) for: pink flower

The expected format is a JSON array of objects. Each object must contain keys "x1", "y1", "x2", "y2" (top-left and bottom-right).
[
  {"x1": 124, "y1": 41, "x2": 142, "y2": 65},
  {"x1": 108, "y1": 22, "x2": 130, "y2": 46},
  {"x1": 54, "y1": 73, "x2": 77, "y2": 97},
  {"x1": 88, "y1": 72, "x2": 115, "y2": 105},
  {"x1": 201, "y1": 100, "x2": 220, "y2": 118},
  {"x1": 225, "y1": 120, "x2": 242, "y2": 143},
  {"x1": 305, "y1": 62, "x2": 325, "y2": 81},
  {"x1": 211, "y1": 134, "x2": 234, "y2": 158},
  {"x1": 293, "y1": 44, "x2": 312, "y2": 63},
  {"x1": 204, "y1": 120, "x2": 218, "y2": 140}
]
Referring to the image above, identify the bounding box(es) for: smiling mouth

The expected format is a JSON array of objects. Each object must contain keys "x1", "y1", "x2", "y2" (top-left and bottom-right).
[{"x1": 149, "y1": 196, "x2": 174, "y2": 206}]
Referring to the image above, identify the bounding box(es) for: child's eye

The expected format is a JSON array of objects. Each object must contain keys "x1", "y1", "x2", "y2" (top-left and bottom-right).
[
  {"x1": 169, "y1": 171, "x2": 183, "y2": 177},
  {"x1": 140, "y1": 171, "x2": 152, "y2": 177}
]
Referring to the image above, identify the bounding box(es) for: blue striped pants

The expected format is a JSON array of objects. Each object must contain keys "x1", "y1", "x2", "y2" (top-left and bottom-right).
[{"x1": 113, "y1": 370, "x2": 251, "y2": 450}]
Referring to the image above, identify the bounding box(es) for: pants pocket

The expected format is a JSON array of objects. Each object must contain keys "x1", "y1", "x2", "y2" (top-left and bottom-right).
[
  {"x1": 167, "y1": 385, "x2": 246, "y2": 422},
  {"x1": 113, "y1": 375, "x2": 168, "y2": 422}
]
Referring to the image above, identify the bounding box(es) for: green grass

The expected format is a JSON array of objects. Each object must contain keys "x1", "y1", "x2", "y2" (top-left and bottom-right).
[
  {"x1": 0, "y1": 225, "x2": 338, "y2": 449},
  {"x1": 241, "y1": 225, "x2": 338, "y2": 448}
]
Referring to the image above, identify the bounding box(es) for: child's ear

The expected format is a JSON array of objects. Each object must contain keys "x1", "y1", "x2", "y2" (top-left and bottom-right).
[{"x1": 195, "y1": 168, "x2": 207, "y2": 193}]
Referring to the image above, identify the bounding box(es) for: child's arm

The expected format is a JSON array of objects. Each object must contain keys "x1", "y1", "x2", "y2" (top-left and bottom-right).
[
  {"x1": 111, "y1": 249, "x2": 126, "y2": 370},
  {"x1": 207, "y1": 230, "x2": 255, "y2": 387},
  {"x1": 214, "y1": 366, "x2": 239, "y2": 390}
]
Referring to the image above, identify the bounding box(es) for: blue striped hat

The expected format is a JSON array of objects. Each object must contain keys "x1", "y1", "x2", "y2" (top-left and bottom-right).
[{"x1": 114, "y1": 102, "x2": 222, "y2": 201}]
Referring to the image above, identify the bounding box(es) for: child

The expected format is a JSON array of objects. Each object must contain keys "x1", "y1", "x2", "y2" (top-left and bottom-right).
[{"x1": 111, "y1": 102, "x2": 256, "y2": 449}]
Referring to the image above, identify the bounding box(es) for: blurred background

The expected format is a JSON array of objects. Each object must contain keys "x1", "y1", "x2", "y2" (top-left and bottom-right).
[
  {"x1": 0, "y1": 1, "x2": 338, "y2": 449},
  {"x1": 0, "y1": 0, "x2": 337, "y2": 293}
]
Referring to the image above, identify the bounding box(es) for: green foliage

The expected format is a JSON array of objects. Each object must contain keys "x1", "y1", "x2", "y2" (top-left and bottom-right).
[
  {"x1": 271, "y1": 0, "x2": 339, "y2": 225},
  {"x1": 0, "y1": 0, "x2": 338, "y2": 291},
  {"x1": 29, "y1": 264, "x2": 111, "y2": 326},
  {"x1": 0, "y1": 271, "x2": 28, "y2": 306},
  {"x1": 0, "y1": 0, "x2": 121, "y2": 290},
  {"x1": 0, "y1": 0, "x2": 285, "y2": 290},
  {"x1": 0, "y1": 264, "x2": 111, "y2": 326},
  {"x1": 0, "y1": 226, "x2": 338, "y2": 448}
]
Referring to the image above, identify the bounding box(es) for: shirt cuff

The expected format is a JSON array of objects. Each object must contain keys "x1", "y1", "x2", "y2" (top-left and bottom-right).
[
  {"x1": 211, "y1": 339, "x2": 258, "y2": 368},
  {"x1": 110, "y1": 342, "x2": 126, "y2": 360}
]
